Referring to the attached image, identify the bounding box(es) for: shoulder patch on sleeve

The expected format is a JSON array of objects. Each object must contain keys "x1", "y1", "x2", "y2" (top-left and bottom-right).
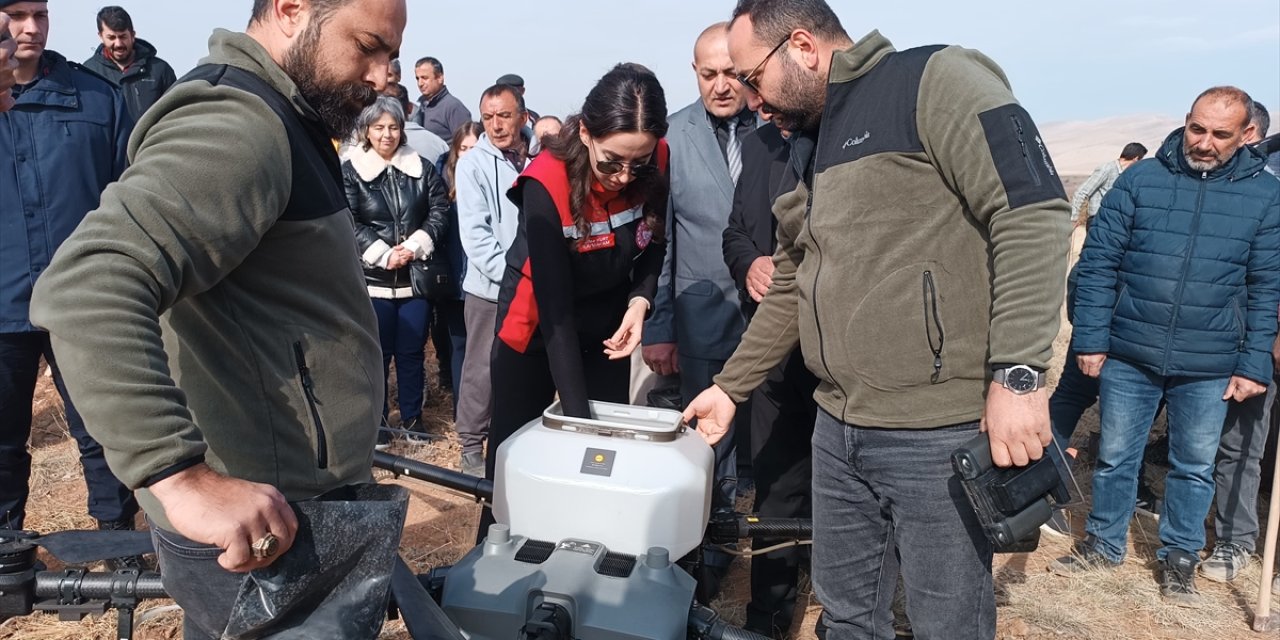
[{"x1": 977, "y1": 103, "x2": 1066, "y2": 209}]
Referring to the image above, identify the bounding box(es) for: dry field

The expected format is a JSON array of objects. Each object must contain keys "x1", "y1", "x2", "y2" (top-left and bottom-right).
[{"x1": 7, "y1": 175, "x2": 1279, "y2": 640}]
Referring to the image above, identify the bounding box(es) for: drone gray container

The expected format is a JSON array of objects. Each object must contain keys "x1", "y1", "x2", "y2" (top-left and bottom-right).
[{"x1": 441, "y1": 525, "x2": 696, "y2": 640}]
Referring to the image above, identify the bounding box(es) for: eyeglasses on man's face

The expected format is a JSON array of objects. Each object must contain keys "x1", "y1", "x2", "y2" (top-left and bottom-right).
[{"x1": 735, "y1": 35, "x2": 790, "y2": 94}]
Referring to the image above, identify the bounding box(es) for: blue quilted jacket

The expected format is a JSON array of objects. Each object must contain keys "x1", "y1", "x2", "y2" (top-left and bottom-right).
[{"x1": 1071, "y1": 128, "x2": 1280, "y2": 383}]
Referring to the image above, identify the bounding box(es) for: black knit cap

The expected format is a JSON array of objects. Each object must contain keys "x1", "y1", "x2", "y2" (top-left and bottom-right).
[{"x1": 495, "y1": 73, "x2": 524, "y2": 88}]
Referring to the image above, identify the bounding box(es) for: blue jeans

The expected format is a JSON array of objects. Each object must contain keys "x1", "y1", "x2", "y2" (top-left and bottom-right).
[
  {"x1": 1049, "y1": 345, "x2": 1098, "y2": 446},
  {"x1": 811, "y1": 410, "x2": 993, "y2": 640},
  {"x1": 1086, "y1": 357, "x2": 1229, "y2": 563},
  {"x1": 371, "y1": 297, "x2": 430, "y2": 423}
]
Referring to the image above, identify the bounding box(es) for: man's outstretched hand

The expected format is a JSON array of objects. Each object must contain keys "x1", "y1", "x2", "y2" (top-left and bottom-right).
[
  {"x1": 682, "y1": 385, "x2": 737, "y2": 446},
  {"x1": 0, "y1": 16, "x2": 17, "y2": 113}
]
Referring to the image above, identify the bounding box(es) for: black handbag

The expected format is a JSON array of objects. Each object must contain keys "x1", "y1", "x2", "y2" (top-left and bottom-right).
[{"x1": 410, "y1": 254, "x2": 453, "y2": 301}]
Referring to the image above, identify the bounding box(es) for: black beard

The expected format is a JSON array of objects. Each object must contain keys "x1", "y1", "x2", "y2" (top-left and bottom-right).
[
  {"x1": 281, "y1": 30, "x2": 378, "y2": 139},
  {"x1": 771, "y1": 55, "x2": 826, "y2": 133}
]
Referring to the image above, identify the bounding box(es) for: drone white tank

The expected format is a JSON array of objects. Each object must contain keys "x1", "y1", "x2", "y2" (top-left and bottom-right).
[{"x1": 492, "y1": 400, "x2": 714, "y2": 558}]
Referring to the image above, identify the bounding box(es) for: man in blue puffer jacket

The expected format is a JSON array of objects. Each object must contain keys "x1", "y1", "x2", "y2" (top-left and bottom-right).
[{"x1": 1060, "y1": 86, "x2": 1280, "y2": 606}]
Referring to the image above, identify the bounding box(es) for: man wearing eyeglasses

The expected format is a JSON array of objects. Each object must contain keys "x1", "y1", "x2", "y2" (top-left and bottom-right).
[
  {"x1": 684, "y1": 1, "x2": 1070, "y2": 638},
  {"x1": 641, "y1": 21, "x2": 755, "y2": 599},
  {"x1": 455, "y1": 83, "x2": 538, "y2": 477}
]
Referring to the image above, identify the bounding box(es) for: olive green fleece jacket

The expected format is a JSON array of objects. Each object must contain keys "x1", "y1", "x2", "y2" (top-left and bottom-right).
[
  {"x1": 714, "y1": 32, "x2": 1070, "y2": 428},
  {"x1": 29, "y1": 30, "x2": 383, "y2": 531}
]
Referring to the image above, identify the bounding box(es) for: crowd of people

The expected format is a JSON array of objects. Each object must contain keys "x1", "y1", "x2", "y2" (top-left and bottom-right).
[{"x1": 2, "y1": 0, "x2": 1280, "y2": 639}]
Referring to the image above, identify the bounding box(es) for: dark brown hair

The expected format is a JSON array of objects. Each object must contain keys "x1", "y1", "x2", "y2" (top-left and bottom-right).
[
  {"x1": 731, "y1": 0, "x2": 849, "y2": 45},
  {"x1": 446, "y1": 121, "x2": 485, "y2": 202},
  {"x1": 542, "y1": 63, "x2": 669, "y2": 241},
  {"x1": 250, "y1": 0, "x2": 347, "y2": 26},
  {"x1": 1192, "y1": 86, "x2": 1256, "y2": 129}
]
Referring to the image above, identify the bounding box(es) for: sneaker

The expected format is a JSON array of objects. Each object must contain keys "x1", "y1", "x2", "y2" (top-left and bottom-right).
[
  {"x1": 460, "y1": 451, "x2": 485, "y2": 477},
  {"x1": 375, "y1": 419, "x2": 393, "y2": 451},
  {"x1": 1199, "y1": 541, "x2": 1253, "y2": 583},
  {"x1": 403, "y1": 417, "x2": 431, "y2": 443},
  {"x1": 104, "y1": 553, "x2": 144, "y2": 572},
  {"x1": 1040, "y1": 509, "x2": 1071, "y2": 538},
  {"x1": 1135, "y1": 483, "x2": 1162, "y2": 520},
  {"x1": 1158, "y1": 549, "x2": 1202, "y2": 606},
  {"x1": 97, "y1": 518, "x2": 145, "y2": 571},
  {"x1": 1049, "y1": 541, "x2": 1120, "y2": 575}
]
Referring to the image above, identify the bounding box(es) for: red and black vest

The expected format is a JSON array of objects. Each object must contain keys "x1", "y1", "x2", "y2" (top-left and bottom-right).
[{"x1": 496, "y1": 141, "x2": 669, "y2": 353}]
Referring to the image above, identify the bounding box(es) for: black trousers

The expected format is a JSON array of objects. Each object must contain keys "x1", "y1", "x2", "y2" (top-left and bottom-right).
[
  {"x1": 745, "y1": 349, "x2": 818, "y2": 638},
  {"x1": 0, "y1": 331, "x2": 137, "y2": 529},
  {"x1": 476, "y1": 338, "x2": 630, "y2": 543}
]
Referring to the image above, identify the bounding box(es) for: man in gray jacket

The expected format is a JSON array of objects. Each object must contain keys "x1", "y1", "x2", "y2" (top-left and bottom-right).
[
  {"x1": 413, "y1": 56, "x2": 471, "y2": 139},
  {"x1": 454, "y1": 84, "x2": 535, "y2": 476},
  {"x1": 1069, "y1": 142, "x2": 1147, "y2": 223},
  {"x1": 642, "y1": 21, "x2": 755, "y2": 591}
]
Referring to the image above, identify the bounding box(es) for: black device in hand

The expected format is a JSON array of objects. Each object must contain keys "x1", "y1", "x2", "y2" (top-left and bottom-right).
[{"x1": 951, "y1": 432, "x2": 1071, "y2": 553}]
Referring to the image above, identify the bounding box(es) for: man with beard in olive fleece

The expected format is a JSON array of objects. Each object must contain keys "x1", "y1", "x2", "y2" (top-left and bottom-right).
[{"x1": 30, "y1": 0, "x2": 406, "y2": 636}]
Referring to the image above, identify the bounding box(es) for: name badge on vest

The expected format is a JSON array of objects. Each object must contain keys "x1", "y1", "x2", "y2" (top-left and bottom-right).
[{"x1": 578, "y1": 233, "x2": 617, "y2": 253}]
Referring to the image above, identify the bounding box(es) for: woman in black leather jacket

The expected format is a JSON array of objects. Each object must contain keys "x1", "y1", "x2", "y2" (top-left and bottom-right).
[{"x1": 342, "y1": 96, "x2": 449, "y2": 446}]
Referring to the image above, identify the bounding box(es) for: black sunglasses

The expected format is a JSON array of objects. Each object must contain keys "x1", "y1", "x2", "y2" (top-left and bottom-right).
[
  {"x1": 590, "y1": 140, "x2": 658, "y2": 177},
  {"x1": 736, "y1": 36, "x2": 789, "y2": 94}
]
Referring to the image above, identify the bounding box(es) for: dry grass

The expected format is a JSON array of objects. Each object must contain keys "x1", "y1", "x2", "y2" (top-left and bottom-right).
[
  {"x1": 10, "y1": 195, "x2": 1280, "y2": 638},
  {"x1": 990, "y1": 236, "x2": 1277, "y2": 640}
]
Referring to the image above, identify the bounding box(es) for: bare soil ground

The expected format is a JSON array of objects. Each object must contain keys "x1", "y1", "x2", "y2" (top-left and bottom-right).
[{"x1": 7, "y1": 175, "x2": 1279, "y2": 639}]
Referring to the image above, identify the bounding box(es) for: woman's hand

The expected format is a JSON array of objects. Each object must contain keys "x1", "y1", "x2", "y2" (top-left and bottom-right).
[
  {"x1": 603, "y1": 299, "x2": 649, "y2": 360},
  {"x1": 385, "y1": 246, "x2": 414, "y2": 270}
]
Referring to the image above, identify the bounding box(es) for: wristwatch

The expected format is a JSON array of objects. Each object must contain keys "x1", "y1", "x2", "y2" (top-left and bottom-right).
[{"x1": 992, "y1": 365, "x2": 1045, "y2": 395}]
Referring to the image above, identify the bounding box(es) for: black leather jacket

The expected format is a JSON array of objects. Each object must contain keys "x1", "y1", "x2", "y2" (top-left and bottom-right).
[{"x1": 342, "y1": 147, "x2": 450, "y2": 292}]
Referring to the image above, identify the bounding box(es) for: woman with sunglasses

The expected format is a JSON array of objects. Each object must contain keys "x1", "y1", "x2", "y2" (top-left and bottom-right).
[{"x1": 478, "y1": 63, "x2": 669, "y2": 519}]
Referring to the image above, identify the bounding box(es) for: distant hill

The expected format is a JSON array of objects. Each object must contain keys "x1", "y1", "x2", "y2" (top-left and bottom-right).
[{"x1": 1041, "y1": 114, "x2": 1183, "y2": 176}]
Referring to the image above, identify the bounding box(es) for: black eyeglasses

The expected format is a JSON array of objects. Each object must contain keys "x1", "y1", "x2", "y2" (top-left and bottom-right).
[
  {"x1": 736, "y1": 36, "x2": 789, "y2": 94},
  {"x1": 590, "y1": 140, "x2": 657, "y2": 177}
]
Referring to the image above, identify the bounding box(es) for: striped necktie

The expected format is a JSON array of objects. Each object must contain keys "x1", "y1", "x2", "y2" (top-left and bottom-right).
[{"x1": 726, "y1": 118, "x2": 743, "y2": 185}]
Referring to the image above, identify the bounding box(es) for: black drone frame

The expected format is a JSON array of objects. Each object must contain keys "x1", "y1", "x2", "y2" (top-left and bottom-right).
[{"x1": 0, "y1": 452, "x2": 810, "y2": 640}]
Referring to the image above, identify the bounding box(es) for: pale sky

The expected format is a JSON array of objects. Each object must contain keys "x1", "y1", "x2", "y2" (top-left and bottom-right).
[{"x1": 41, "y1": 0, "x2": 1280, "y2": 127}]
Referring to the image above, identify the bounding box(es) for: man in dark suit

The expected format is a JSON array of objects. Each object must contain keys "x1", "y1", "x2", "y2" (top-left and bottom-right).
[
  {"x1": 643, "y1": 20, "x2": 756, "y2": 597},
  {"x1": 643, "y1": 20, "x2": 755, "y2": 506},
  {"x1": 723, "y1": 123, "x2": 818, "y2": 637}
]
